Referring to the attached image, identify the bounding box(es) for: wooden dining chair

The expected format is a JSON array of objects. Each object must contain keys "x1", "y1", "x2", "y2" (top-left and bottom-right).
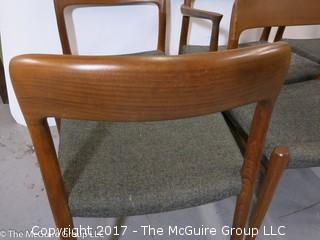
[
  {"x1": 226, "y1": 0, "x2": 320, "y2": 48},
  {"x1": 10, "y1": 43, "x2": 290, "y2": 240},
  {"x1": 178, "y1": 1, "x2": 320, "y2": 239},
  {"x1": 221, "y1": 0, "x2": 320, "y2": 169},
  {"x1": 262, "y1": 2, "x2": 320, "y2": 64},
  {"x1": 179, "y1": 0, "x2": 320, "y2": 85},
  {"x1": 54, "y1": 0, "x2": 167, "y2": 55},
  {"x1": 179, "y1": 0, "x2": 223, "y2": 53}
]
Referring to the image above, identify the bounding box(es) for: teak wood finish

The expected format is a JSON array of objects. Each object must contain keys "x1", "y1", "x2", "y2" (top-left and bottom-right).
[
  {"x1": 178, "y1": 3, "x2": 297, "y2": 239},
  {"x1": 54, "y1": 0, "x2": 167, "y2": 54},
  {"x1": 10, "y1": 43, "x2": 290, "y2": 240},
  {"x1": 54, "y1": 0, "x2": 166, "y2": 131},
  {"x1": 246, "y1": 146, "x2": 289, "y2": 240},
  {"x1": 228, "y1": 0, "x2": 320, "y2": 48},
  {"x1": 192, "y1": 0, "x2": 320, "y2": 239},
  {"x1": 179, "y1": 0, "x2": 223, "y2": 53},
  {"x1": 181, "y1": 0, "x2": 320, "y2": 49}
]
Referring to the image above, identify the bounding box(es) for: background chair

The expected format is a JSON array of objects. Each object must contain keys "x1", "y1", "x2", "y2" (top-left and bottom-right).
[
  {"x1": 179, "y1": 0, "x2": 320, "y2": 85},
  {"x1": 223, "y1": 0, "x2": 320, "y2": 169},
  {"x1": 178, "y1": 2, "x2": 320, "y2": 239},
  {"x1": 54, "y1": 0, "x2": 167, "y2": 55},
  {"x1": 10, "y1": 43, "x2": 290, "y2": 240},
  {"x1": 191, "y1": 1, "x2": 319, "y2": 239},
  {"x1": 179, "y1": 0, "x2": 223, "y2": 53}
]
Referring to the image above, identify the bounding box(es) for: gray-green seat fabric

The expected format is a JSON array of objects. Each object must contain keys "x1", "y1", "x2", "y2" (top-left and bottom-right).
[
  {"x1": 57, "y1": 48, "x2": 243, "y2": 218},
  {"x1": 182, "y1": 42, "x2": 320, "y2": 85},
  {"x1": 181, "y1": 45, "x2": 210, "y2": 54},
  {"x1": 284, "y1": 39, "x2": 320, "y2": 63},
  {"x1": 125, "y1": 50, "x2": 165, "y2": 56},
  {"x1": 58, "y1": 113, "x2": 243, "y2": 217},
  {"x1": 229, "y1": 80, "x2": 320, "y2": 169},
  {"x1": 286, "y1": 52, "x2": 320, "y2": 84}
]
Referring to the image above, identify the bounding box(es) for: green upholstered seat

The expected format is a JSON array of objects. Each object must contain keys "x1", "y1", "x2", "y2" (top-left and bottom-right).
[
  {"x1": 59, "y1": 113, "x2": 243, "y2": 217},
  {"x1": 181, "y1": 42, "x2": 320, "y2": 85},
  {"x1": 229, "y1": 80, "x2": 320, "y2": 169},
  {"x1": 57, "y1": 46, "x2": 243, "y2": 218},
  {"x1": 284, "y1": 39, "x2": 320, "y2": 63},
  {"x1": 181, "y1": 45, "x2": 210, "y2": 54},
  {"x1": 286, "y1": 52, "x2": 320, "y2": 84},
  {"x1": 125, "y1": 50, "x2": 165, "y2": 56}
]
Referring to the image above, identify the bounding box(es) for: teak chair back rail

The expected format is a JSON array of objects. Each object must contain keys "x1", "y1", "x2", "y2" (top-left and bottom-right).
[
  {"x1": 54, "y1": 0, "x2": 166, "y2": 54},
  {"x1": 10, "y1": 43, "x2": 290, "y2": 240},
  {"x1": 11, "y1": 43, "x2": 289, "y2": 124},
  {"x1": 228, "y1": 0, "x2": 320, "y2": 48}
]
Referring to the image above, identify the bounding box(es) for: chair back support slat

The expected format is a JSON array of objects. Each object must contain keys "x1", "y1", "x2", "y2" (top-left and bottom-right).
[
  {"x1": 11, "y1": 43, "x2": 290, "y2": 124},
  {"x1": 54, "y1": 0, "x2": 166, "y2": 54},
  {"x1": 228, "y1": 0, "x2": 320, "y2": 48}
]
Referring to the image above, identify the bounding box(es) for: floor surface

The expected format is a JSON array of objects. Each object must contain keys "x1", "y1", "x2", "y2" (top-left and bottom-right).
[{"x1": 0, "y1": 103, "x2": 319, "y2": 240}]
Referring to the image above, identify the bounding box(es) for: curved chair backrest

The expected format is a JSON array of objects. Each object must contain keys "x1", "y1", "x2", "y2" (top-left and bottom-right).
[
  {"x1": 54, "y1": 0, "x2": 167, "y2": 54},
  {"x1": 10, "y1": 43, "x2": 290, "y2": 232},
  {"x1": 11, "y1": 43, "x2": 289, "y2": 124},
  {"x1": 228, "y1": 0, "x2": 320, "y2": 48}
]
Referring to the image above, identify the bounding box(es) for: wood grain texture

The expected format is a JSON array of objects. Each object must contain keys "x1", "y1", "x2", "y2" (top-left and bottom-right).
[
  {"x1": 231, "y1": 99, "x2": 275, "y2": 240},
  {"x1": 11, "y1": 43, "x2": 289, "y2": 124},
  {"x1": 54, "y1": 0, "x2": 166, "y2": 54},
  {"x1": 228, "y1": 0, "x2": 320, "y2": 48},
  {"x1": 28, "y1": 122, "x2": 74, "y2": 240},
  {"x1": 245, "y1": 146, "x2": 289, "y2": 240}
]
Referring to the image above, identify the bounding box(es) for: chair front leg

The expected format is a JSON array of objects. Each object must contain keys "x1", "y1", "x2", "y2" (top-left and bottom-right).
[
  {"x1": 28, "y1": 120, "x2": 75, "y2": 240},
  {"x1": 230, "y1": 100, "x2": 276, "y2": 240},
  {"x1": 245, "y1": 146, "x2": 289, "y2": 240}
]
